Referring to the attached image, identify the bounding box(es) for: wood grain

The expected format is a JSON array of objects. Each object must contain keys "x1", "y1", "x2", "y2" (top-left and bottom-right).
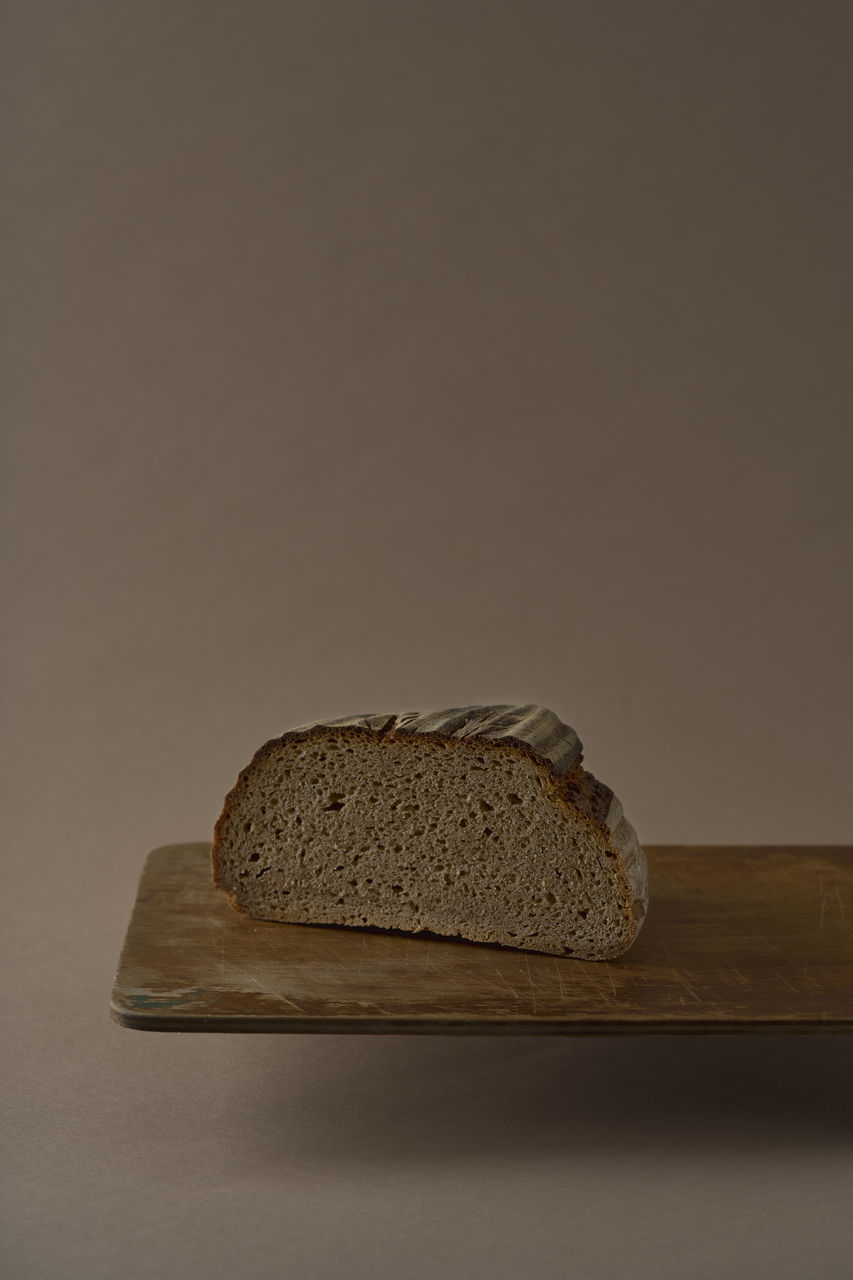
[{"x1": 110, "y1": 844, "x2": 853, "y2": 1034}]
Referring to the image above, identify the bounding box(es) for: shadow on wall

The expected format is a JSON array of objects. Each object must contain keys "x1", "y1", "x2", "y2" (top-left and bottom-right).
[{"x1": 238, "y1": 1033, "x2": 853, "y2": 1170}]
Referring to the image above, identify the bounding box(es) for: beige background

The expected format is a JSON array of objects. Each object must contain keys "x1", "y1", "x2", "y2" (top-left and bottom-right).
[{"x1": 3, "y1": 3, "x2": 852, "y2": 1278}]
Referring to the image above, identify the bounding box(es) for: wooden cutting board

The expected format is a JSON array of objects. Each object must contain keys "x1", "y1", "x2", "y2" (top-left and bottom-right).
[{"x1": 110, "y1": 843, "x2": 852, "y2": 1034}]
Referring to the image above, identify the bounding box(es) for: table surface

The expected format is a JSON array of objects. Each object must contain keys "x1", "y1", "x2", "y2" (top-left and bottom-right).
[{"x1": 111, "y1": 843, "x2": 853, "y2": 1034}]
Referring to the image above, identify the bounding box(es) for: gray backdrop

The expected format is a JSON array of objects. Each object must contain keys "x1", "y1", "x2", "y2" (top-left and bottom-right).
[{"x1": 3, "y1": 4, "x2": 851, "y2": 1278}]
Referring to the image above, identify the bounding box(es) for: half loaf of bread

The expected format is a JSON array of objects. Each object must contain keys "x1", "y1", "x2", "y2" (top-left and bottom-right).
[{"x1": 212, "y1": 705, "x2": 648, "y2": 959}]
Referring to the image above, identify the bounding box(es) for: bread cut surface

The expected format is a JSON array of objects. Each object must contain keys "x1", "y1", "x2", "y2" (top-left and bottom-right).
[{"x1": 211, "y1": 705, "x2": 648, "y2": 960}]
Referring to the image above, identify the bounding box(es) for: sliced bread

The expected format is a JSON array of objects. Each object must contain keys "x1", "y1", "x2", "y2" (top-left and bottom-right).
[{"x1": 211, "y1": 704, "x2": 648, "y2": 959}]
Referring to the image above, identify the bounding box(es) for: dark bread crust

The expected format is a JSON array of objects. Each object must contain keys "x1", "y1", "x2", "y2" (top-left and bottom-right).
[{"x1": 290, "y1": 704, "x2": 583, "y2": 777}]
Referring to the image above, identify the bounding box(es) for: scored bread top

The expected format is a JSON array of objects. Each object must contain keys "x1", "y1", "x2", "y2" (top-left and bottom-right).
[{"x1": 287, "y1": 704, "x2": 583, "y2": 777}]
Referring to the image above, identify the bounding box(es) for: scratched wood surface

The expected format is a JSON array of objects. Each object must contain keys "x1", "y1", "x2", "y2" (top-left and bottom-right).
[{"x1": 110, "y1": 844, "x2": 853, "y2": 1033}]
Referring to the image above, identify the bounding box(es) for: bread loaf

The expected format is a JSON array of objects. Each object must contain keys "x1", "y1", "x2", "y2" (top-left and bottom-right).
[{"x1": 211, "y1": 705, "x2": 648, "y2": 959}]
